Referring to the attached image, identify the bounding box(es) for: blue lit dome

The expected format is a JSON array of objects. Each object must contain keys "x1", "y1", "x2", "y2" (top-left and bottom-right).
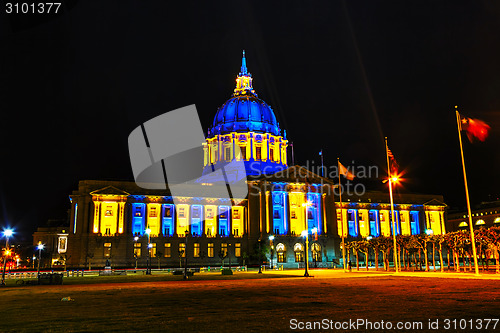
[
  {"x1": 202, "y1": 51, "x2": 288, "y2": 178},
  {"x1": 210, "y1": 95, "x2": 281, "y2": 136},
  {"x1": 208, "y1": 50, "x2": 281, "y2": 137}
]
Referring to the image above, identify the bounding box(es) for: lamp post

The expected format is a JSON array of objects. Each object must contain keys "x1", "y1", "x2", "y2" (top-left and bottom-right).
[
  {"x1": 301, "y1": 230, "x2": 310, "y2": 277},
  {"x1": 258, "y1": 238, "x2": 262, "y2": 274},
  {"x1": 301, "y1": 201, "x2": 312, "y2": 277},
  {"x1": 268, "y1": 235, "x2": 274, "y2": 269},
  {"x1": 1, "y1": 229, "x2": 13, "y2": 286},
  {"x1": 311, "y1": 227, "x2": 318, "y2": 268},
  {"x1": 134, "y1": 236, "x2": 139, "y2": 273},
  {"x1": 145, "y1": 228, "x2": 151, "y2": 275},
  {"x1": 183, "y1": 230, "x2": 188, "y2": 280},
  {"x1": 37, "y1": 243, "x2": 44, "y2": 279}
]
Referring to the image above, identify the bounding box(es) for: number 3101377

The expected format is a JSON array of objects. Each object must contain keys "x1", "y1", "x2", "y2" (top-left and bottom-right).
[{"x1": 6, "y1": 3, "x2": 61, "y2": 14}]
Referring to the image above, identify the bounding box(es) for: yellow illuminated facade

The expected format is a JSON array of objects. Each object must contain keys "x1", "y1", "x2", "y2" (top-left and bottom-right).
[{"x1": 61, "y1": 52, "x2": 448, "y2": 269}]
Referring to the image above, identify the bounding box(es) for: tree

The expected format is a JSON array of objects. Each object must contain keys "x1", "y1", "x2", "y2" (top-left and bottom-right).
[
  {"x1": 156, "y1": 250, "x2": 163, "y2": 269},
  {"x1": 412, "y1": 234, "x2": 431, "y2": 271},
  {"x1": 357, "y1": 240, "x2": 370, "y2": 271},
  {"x1": 376, "y1": 237, "x2": 393, "y2": 271},
  {"x1": 433, "y1": 234, "x2": 446, "y2": 272},
  {"x1": 218, "y1": 249, "x2": 227, "y2": 267},
  {"x1": 368, "y1": 238, "x2": 381, "y2": 271},
  {"x1": 178, "y1": 249, "x2": 185, "y2": 268}
]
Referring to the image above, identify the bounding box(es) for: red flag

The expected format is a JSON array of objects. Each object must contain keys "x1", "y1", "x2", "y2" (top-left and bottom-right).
[
  {"x1": 387, "y1": 147, "x2": 399, "y2": 175},
  {"x1": 338, "y1": 161, "x2": 355, "y2": 180},
  {"x1": 460, "y1": 116, "x2": 490, "y2": 142}
]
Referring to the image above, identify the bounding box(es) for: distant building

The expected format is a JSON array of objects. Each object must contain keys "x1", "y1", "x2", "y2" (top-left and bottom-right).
[
  {"x1": 446, "y1": 201, "x2": 500, "y2": 232},
  {"x1": 32, "y1": 220, "x2": 69, "y2": 268},
  {"x1": 55, "y1": 52, "x2": 447, "y2": 269}
]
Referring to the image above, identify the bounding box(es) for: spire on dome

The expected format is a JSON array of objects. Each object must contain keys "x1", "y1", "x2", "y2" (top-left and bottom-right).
[
  {"x1": 240, "y1": 50, "x2": 248, "y2": 76},
  {"x1": 234, "y1": 50, "x2": 256, "y2": 96}
]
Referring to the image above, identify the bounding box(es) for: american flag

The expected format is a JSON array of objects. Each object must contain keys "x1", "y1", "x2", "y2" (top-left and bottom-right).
[{"x1": 387, "y1": 147, "x2": 399, "y2": 175}]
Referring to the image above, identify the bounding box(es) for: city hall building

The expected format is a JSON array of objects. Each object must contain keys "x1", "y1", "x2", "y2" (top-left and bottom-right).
[{"x1": 43, "y1": 53, "x2": 447, "y2": 269}]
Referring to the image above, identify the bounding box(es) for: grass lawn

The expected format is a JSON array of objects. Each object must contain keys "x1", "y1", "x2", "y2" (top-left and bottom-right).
[{"x1": 1, "y1": 270, "x2": 499, "y2": 332}]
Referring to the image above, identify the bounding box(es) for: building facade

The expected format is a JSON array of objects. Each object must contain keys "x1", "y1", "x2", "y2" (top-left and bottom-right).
[
  {"x1": 55, "y1": 52, "x2": 447, "y2": 269},
  {"x1": 446, "y1": 201, "x2": 500, "y2": 232}
]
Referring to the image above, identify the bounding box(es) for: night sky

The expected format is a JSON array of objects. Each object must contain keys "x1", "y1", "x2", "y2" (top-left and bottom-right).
[{"x1": 1, "y1": 1, "x2": 499, "y2": 241}]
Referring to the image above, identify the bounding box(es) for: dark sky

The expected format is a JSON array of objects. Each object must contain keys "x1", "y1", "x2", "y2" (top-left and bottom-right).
[{"x1": 1, "y1": 1, "x2": 499, "y2": 241}]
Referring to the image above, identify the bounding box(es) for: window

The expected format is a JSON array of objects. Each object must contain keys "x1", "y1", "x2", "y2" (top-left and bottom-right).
[
  {"x1": 294, "y1": 243, "x2": 304, "y2": 262},
  {"x1": 234, "y1": 243, "x2": 241, "y2": 257},
  {"x1": 208, "y1": 243, "x2": 214, "y2": 257},
  {"x1": 150, "y1": 243, "x2": 157, "y2": 257},
  {"x1": 179, "y1": 207, "x2": 185, "y2": 218},
  {"x1": 105, "y1": 206, "x2": 113, "y2": 216},
  {"x1": 164, "y1": 206, "x2": 172, "y2": 217},
  {"x1": 164, "y1": 243, "x2": 171, "y2": 257},
  {"x1": 270, "y1": 148, "x2": 274, "y2": 161},
  {"x1": 104, "y1": 243, "x2": 111, "y2": 258},
  {"x1": 311, "y1": 243, "x2": 321, "y2": 262},
  {"x1": 194, "y1": 243, "x2": 200, "y2": 257},
  {"x1": 240, "y1": 146, "x2": 246, "y2": 160},
  {"x1": 179, "y1": 243, "x2": 186, "y2": 257},
  {"x1": 225, "y1": 147, "x2": 231, "y2": 161},
  {"x1": 277, "y1": 243, "x2": 286, "y2": 263},
  {"x1": 255, "y1": 146, "x2": 261, "y2": 160},
  {"x1": 134, "y1": 242, "x2": 141, "y2": 258},
  {"x1": 221, "y1": 243, "x2": 228, "y2": 257},
  {"x1": 134, "y1": 207, "x2": 142, "y2": 217},
  {"x1": 149, "y1": 207, "x2": 157, "y2": 217},
  {"x1": 57, "y1": 236, "x2": 67, "y2": 254}
]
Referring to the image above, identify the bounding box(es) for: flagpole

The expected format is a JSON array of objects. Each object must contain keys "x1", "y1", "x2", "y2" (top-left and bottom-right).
[
  {"x1": 337, "y1": 158, "x2": 346, "y2": 272},
  {"x1": 455, "y1": 107, "x2": 480, "y2": 275},
  {"x1": 385, "y1": 137, "x2": 399, "y2": 273},
  {"x1": 320, "y1": 150, "x2": 324, "y2": 177}
]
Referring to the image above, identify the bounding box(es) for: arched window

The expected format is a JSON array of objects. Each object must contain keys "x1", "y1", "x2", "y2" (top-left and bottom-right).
[
  {"x1": 311, "y1": 243, "x2": 321, "y2": 262},
  {"x1": 276, "y1": 243, "x2": 286, "y2": 263},
  {"x1": 294, "y1": 243, "x2": 304, "y2": 262}
]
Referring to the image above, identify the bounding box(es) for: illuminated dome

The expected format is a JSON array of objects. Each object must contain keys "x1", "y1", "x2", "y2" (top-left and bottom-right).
[
  {"x1": 210, "y1": 96, "x2": 280, "y2": 136},
  {"x1": 203, "y1": 51, "x2": 288, "y2": 177},
  {"x1": 208, "y1": 50, "x2": 281, "y2": 137}
]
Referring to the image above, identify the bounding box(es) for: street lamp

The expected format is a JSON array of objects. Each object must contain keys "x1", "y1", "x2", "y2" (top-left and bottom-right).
[
  {"x1": 301, "y1": 230, "x2": 310, "y2": 277},
  {"x1": 301, "y1": 201, "x2": 312, "y2": 277},
  {"x1": 183, "y1": 230, "x2": 188, "y2": 280},
  {"x1": 311, "y1": 228, "x2": 318, "y2": 268},
  {"x1": 1, "y1": 229, "x2": 13, "y2": 286},
  {"x1": 37, "y1": 243, "x2": 44, "y2": 279},
  {"x1": 145, "y1": 228, "x2": 151, "y2": 275},
  {"x1": 258, "y1": 238, "x2": 262, "y2": 274},
  {"x1": 268, "y1": 235, "x2": 275, "y2": 269},
  {"x1": 133, "y1": 236, "x2": 139, "y2": 273}
]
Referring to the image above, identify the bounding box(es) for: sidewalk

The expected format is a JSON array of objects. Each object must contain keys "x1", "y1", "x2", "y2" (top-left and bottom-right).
[{"x1": 260, "y1": 267, "x2": 500, "y2": 280}]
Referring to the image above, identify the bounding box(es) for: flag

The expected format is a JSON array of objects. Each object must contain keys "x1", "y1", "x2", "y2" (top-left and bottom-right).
[
  {"x1": 387, "y1": 147, "x2": 399, "y2": 176},
  {"x1": 460, "y1": 115, "x2": 490, "y2": 142},
  {"x1": 338, "y1": 161, "x2": 355, "y2": 180}
]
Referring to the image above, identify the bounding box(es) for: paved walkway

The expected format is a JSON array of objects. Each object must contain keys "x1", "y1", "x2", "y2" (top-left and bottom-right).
[{"x1": 260, "y1": 267, "x2": 500, "y2": 280}]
